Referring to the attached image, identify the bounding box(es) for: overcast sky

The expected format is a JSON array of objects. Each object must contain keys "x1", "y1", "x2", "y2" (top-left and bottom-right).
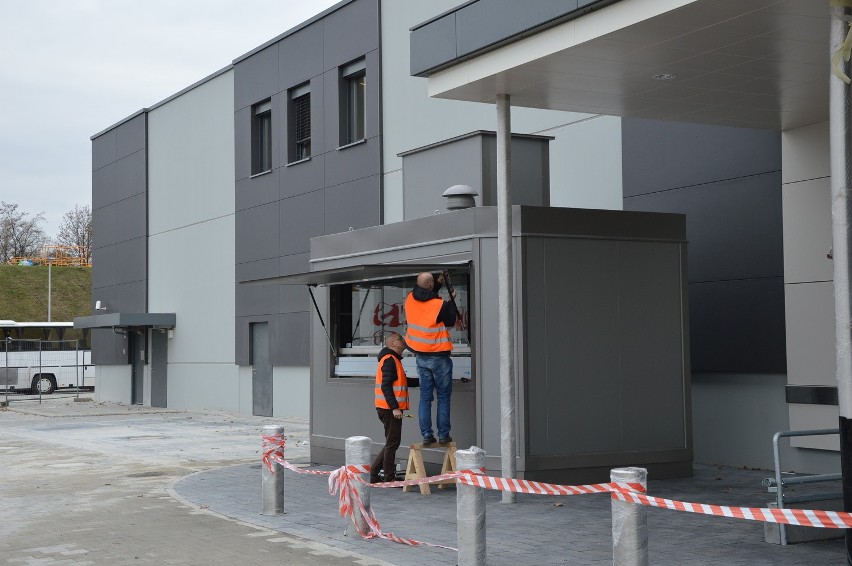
[{"x1": 0, "y1": 0, "x2": 339, "y2": 238}]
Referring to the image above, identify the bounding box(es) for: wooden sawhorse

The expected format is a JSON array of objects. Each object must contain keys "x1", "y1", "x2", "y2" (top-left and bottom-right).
[{"x1": 402, "y1": 441, "x2": 457, "y2": 495}]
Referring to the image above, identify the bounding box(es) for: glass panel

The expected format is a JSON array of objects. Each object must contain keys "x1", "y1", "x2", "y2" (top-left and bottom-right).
[
  {"x1": 346, "y1": 73, "x2": 365, "y2": 143},
  {"x1": 293, "y1": 93, "x2": 311, "y2": 160}
]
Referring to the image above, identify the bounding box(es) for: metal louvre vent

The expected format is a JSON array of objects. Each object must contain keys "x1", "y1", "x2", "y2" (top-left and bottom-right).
[{"x1": 294, "y1": 93, "x2": 311, "y2": 149}]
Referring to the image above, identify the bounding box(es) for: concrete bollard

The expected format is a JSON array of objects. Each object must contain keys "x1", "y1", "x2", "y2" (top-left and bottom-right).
[
  {"x1": 261, "y1": 425, "x2": 285, "y2": 515},
  {"x1": 456, "y1": 446, "x2": 486, "y2": 566},
  {"x1": 611, "y1": 467, "x2": 648, "y2": 566},
  {"x1": 344, "y1": 435, "x2": 372, "y2": 536}
]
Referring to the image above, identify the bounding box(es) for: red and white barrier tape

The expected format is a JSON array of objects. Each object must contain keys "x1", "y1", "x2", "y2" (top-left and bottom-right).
[
  {"x1": 457, "y1": 473, "x2": 646, "y2": 496},
  {"x1": 612, "y1": 490, "x2": 852, "y2": 529}
]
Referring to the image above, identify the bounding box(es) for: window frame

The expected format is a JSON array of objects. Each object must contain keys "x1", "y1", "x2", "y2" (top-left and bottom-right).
[
  {"x1": 251, "y1": 100, "x2": 272, "y2": 175},
  {"x1": 339, "y1": 58, "x2": 367, "y2": 147},
  {"x1": 289, "y1": 83, "x2": 311, "y2": 164}
]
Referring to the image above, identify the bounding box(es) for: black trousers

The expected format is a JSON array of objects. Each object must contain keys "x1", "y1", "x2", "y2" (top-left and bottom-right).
[{"x1": 371, "y1": 408, "x2": 402, "y2": 482}]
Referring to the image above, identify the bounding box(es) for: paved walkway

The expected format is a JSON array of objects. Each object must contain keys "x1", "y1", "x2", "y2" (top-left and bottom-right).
[{"x1": 175, "y1": 455, "x2": 845, "y2": 565}]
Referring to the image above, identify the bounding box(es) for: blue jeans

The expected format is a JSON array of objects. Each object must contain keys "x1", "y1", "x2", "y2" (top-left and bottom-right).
[{"x1": 416, "y1": 355, "x2": 453, "y2": 440}]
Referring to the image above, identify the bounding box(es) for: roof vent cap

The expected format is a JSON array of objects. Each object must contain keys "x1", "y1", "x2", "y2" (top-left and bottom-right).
[{"x1": 442, "y1": 184, "x2": 478, "y2": 210}]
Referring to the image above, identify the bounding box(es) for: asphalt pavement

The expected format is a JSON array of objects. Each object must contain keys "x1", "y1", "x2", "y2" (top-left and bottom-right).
[{"x1": 0, "y1": 395, "x2": 846, "y2": 565}]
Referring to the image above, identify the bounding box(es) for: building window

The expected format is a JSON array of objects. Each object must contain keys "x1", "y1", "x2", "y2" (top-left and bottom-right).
[
  {"x1": 289, "y1": 83, "x2": 311, "y2": 162},
  {"x1": 251, "y1": 100, "x2": 272, "y2": 175},
  {"x1": 330, "y1": 269, "x2": 471, "y2": 379},
  {"x1": 340, "y1": 58, "x2": 366, "y2": 146}
]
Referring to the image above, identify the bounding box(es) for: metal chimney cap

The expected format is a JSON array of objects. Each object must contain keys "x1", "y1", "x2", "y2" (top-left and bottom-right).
[{"x1": 442, "y1": 184, "x2": 478, "y2": 197}]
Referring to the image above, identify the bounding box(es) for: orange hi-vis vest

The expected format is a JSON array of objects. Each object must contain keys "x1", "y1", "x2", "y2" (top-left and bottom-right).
[
  {"x1": 375, "y1": 353, "x2": 409, "y2": 410},
  {"x1": 404, "y1": 293, "x2": 453, "y2": 353}
]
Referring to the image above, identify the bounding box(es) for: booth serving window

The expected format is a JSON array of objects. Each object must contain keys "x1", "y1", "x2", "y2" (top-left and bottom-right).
[{"x1": 330, "y1": 268, "x2": 471, "y2": 380}]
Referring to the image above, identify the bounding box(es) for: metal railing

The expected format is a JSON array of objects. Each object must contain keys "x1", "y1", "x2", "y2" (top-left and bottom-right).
[
  {"x1": 761, "y1": 428, "x2": 841, "y2": 545},
  {"x1": 2, "y1": 338, "x2": 87, "y2": 405}
]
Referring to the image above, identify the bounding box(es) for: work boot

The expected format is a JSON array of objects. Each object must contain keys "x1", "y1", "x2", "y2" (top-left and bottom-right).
[
  {"x1": 422, "y1": 435, "x2": 437, "y2": 445},
  {"x1": 438, "y1": 436, "x2": 452, "y2": 444}
]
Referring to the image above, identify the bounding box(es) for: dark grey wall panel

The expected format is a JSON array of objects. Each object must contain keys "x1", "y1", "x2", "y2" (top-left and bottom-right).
[
  {"x1": 234, "y1": 44, "x2": 278, "y2": 112},
  {"x1": 280, "y1": 154, "x2": 324, "y2": 199},
  {"x1": 278, "y1": 23, "x2": 324, "y2": 89},
  {"x1": 234, "y1": 107, "x2": 251, "y2": 182},
  {"x1": 455, "y1": 0, "x2": 578, "y2": 58},
  {"x1": 619, "y1": 242, "x2": 686, "y2": 451},
  {"x1": 324, "y1": 137, "x2": 380, "y2": 188},
  {"x1": 279, "y1": 252, "x2": 310, "y2": 276},
  {"x1": 235, "y1": 203, "x2": 280, "y2": 263},
  {"x1": 280, "y1": 190, "x2": 325, "y2": 256},
  {"x1": 280, "y1": 285, "x2": 307, "y2": 314},
  {"x1": 92, "y1": 205, "x2": 117, "y2": 249},
  {"x1": 410, "y1": 12, "x2": 456, "y2": 76},
  {"x1": 92, "y1": 328, "x2": 124, "y2": 365},
  {"x1": 236, "y1": 169, "x2": 280, "y2": 212},
  {"x1": 115, "y1": 238, "x2": 147, "y2": 285},
  {"x1": 322, "y1": 0, "x2": 378, "y2": 70},
  {"x1": 271, "y1": 311, "x2": 310, "y2": 366},
  {"x1": 92, "y1": 163, "x2": 117, "y2": 210},
  {"x1": 625, "y1": 172, "x2": 782, "y2": 283},
  {"x1": 690, "y1": 278, "x2": 786, "y2": 373},
  {"x1": 236, "y1": 257, "x2": 279, "y2": 283},
  {"x1": 622, "y1": 118, "x2": 783, "y2": 374},
  {"x1": 363, "y1": 50, "x2": 380, "y2": 141},
  {"x1": 622, "y1": 118, "x2": 780, "y2": 197},
  {"x1": 114, "y1": 281, "x2": 147, "y2": 312},
  {"x1": 92, "y1": 244, "x2": 117, "y2": 288},
  {"x1": 115, "y1": 194, "x2": 147, "y2": 243},
  {"x1": 115, "y1": 151, "x2": 146, "y2": 201},
  {"x1": 115, "y1": 114, "x2": 146, "y2": 160},
  {"x1": 324, "y1": 175, "x2": 381, "y2": 236},
  {"x1": 236, "y1": 281, "x2": 279, "y2": 316},
  {"x1": 92, "y1": 130, "x2": 117, "y2": 172}
]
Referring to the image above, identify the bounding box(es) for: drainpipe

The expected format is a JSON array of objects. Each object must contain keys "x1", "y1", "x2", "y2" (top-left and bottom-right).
[
  {"x1": 496, "y1": 93, "x2": 517, "y2": 503},
  {"x1": 829, "y1": 2, "x2": 852, "y2": 562}
]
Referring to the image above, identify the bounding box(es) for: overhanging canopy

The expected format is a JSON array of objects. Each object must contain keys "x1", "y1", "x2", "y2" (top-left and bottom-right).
[
  {"x1": 73, "y1": 312, "x2": 176, "y2": 330},
  {"x1": 241, "y1": 262, "x2": 469, "y2": 287}
]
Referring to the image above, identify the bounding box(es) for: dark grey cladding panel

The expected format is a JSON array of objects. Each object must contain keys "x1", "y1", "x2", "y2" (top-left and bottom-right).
[
  {"x1": 92, "y1": 244, "x2": 117, "y2": 288},
  {"x1": 92, "y1": 205, "x2": 117, "y2": 249},
  {"x1": 624, "y1": 172, "x2": 783, "y2": 283},
  {"x1": 235, "y1": 317, "x2": 250, "y2": 365},
  {"x1": 278, "y1": 21, "x2": 324, "y2": 89},
  {"x1": 280, "y1": 284, "x2": 308, "y2": 314},
  {"x1": 322, "y1": 0, "x2": 379, "y2": 71},
  {"x1": 234, "y1": 44, "x2": 279, "y2": 112},
  {"x1": 280, "y1": 153, "x2": 324, "y2": 199},
  {"x1": 689, "y1": 277, "x2": 786, "y2": 373},
  {"x1": 115, "y1": 193, "x2": 147, "y2": 243},
  {"x1": 113, "y1": 280, "x2": 147, "y2": 312},
  {"x1": 115, "y1": 237, "x2": 147, "y2": 285},
  {"x1": 236, "y1": 280, "x2": 279, "y2": 316},
  {"x1": 410, "y1": 12, "x2": 457, "y2": 76},
  {"x1": 235, "y1": 202, "x2": 280, "y2": 264},
  {"x1": 280, "y1": 252, "x2": 310, "y2": 276},
  {"x1": 116, "y1": 150, "x2": 146, "y2": 202},
  {"x1": 235, "y1": 107, "x2": 251, "y2": 182},
  {"x1": 236, "y1": 257, "x2": 279, "y2": 283},
  {"x1": 92, "y1": 328, "x2": 125, "y2": 365},
  {"x1": 271, "y1": 311, "x2": 310, "y2": 366},
  {"x1": 364, "y1": 50, "x2": 380, "y2": 141},
  {"x1": 455, "y1": 0, "x2": 579, "y2": 58},
  {"x1": 236, "y1": 168, "x2": 279, "y2": 212},
  {"x1": 92, "y1": 163, "x2": 117, "y2": 211},
  {"x1": 115, "y1": 114, "x2": 146, "y2": 160},
  {"x1": 324, "y1": 136, "x2": 381, "y2": 188},
  {"x1": 280, "y1": 189, "x2": 325, "y2": 257},
  {"x1": 92, "y1": 130, "x2": 117, "y2": 172},
  {"x1": 324, "y1": 174, "x2": 381, "y2": 236},
  {"x1": 621, "y1": 118, "x2": 780, "y2": 197}
]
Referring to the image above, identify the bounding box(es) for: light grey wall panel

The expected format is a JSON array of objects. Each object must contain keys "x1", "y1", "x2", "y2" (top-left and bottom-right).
[
  {"x1": 92, "y1": 163, "x2": 117, "y2": 210},
  {"x1": 690, "y1": 278, "x2": 786, "y2": 373},
  {"x1": 280, "y1": 190, "x2": 325, "y2": 256},
  {"x1": 622, "y1": 118, "x2": 780, "y2": 197},
  {"x1": 234, "y1": 107, "x2": 251, "y2": 182},
  {"x1": 234, "y1": 44, "x2": 278, "y2": 112},
  {"x1": 236, "y1": 169, "x2": 280, "y2": 212},
  {"x1": 322, "y1": 0, "x2": 378, "y2": 70},
  {"x1": 619, "y1": 241, "x2": 686, "y2": 451},
  {"x1": 785, "y1": 281, "x2": 835, "y2": 387},
  {"x1": 782, "y1": 121, "x2": 829, "y2": 184},
  {"x1": 324, "y1": 175, "x2": 381, "y2": 235},
  {"x1": 280, "y1": 153, "x2": 325, "y2": 199},
  {"x1": 783, "y1": 177, "x2": 832, "y2": 285},
  {"x1": 92, "y1": 130, "x2": 117, "y2": 172},
  {"x1": 235, "y1": 203, "x2": 280, "y2": 263},
  {"x1": 625, "y1": 173, "x2": 783, "y2": 283},
  {"x1": 278, "y1": 23, "x2": 324, "y2": 89},
  {"x1": 115, "y1": 114, "x2": 146, "y2": 160}
]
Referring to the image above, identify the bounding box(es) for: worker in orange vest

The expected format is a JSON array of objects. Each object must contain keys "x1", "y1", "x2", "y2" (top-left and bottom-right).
[
  {"x1": 404, "y1": 271, "x2": 457, "y2": 445},
  {"x1": 371, "y1": 332, "x2": 418, "y2": 483}
]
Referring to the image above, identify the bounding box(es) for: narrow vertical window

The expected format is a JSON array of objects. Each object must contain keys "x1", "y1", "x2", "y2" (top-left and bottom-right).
[
  {"x1": 251, "y1": 100, "x2": 272, "y2": 175},
  {"x1": 289, "y1": 83, "x2": 311, "y2": 162},
  {"x1": 339, "y1": 58, "x2": 366, "y2": 146}
]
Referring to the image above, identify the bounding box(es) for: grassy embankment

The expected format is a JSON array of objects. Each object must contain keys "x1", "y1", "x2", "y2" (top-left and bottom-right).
[{"x1": 0, "y1": 265, "x2": 92, "y2": 322}]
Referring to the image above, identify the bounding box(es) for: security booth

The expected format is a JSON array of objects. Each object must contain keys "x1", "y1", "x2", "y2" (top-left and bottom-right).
[{"x1": 260, "y1": 204, "x2": 691, "y2": 482}]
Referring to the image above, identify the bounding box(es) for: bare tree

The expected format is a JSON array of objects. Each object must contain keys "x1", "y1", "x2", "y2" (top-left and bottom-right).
[
  {"x1": 0, "y1": 202, "x2": 48, "y2": 263},
  {"x1": 55, "y1": 204, "x2": 93, "y2": 265}
]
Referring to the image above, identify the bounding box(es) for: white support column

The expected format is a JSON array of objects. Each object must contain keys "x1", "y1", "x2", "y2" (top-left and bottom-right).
[
  {"x1": 829, "y1": 4, "x2": 852, "y2": 562},
  {"x1": 344, "y1": 436, "x2": 372, "y2": 536},
  {"x1": 496, "y1": 93, "x2": 517, "y2": 504}
]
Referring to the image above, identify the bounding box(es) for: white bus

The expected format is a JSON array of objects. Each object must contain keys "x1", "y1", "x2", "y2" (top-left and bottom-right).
[{"x1": 0, "y1": 321, "x2": 95, "y2": 394}]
